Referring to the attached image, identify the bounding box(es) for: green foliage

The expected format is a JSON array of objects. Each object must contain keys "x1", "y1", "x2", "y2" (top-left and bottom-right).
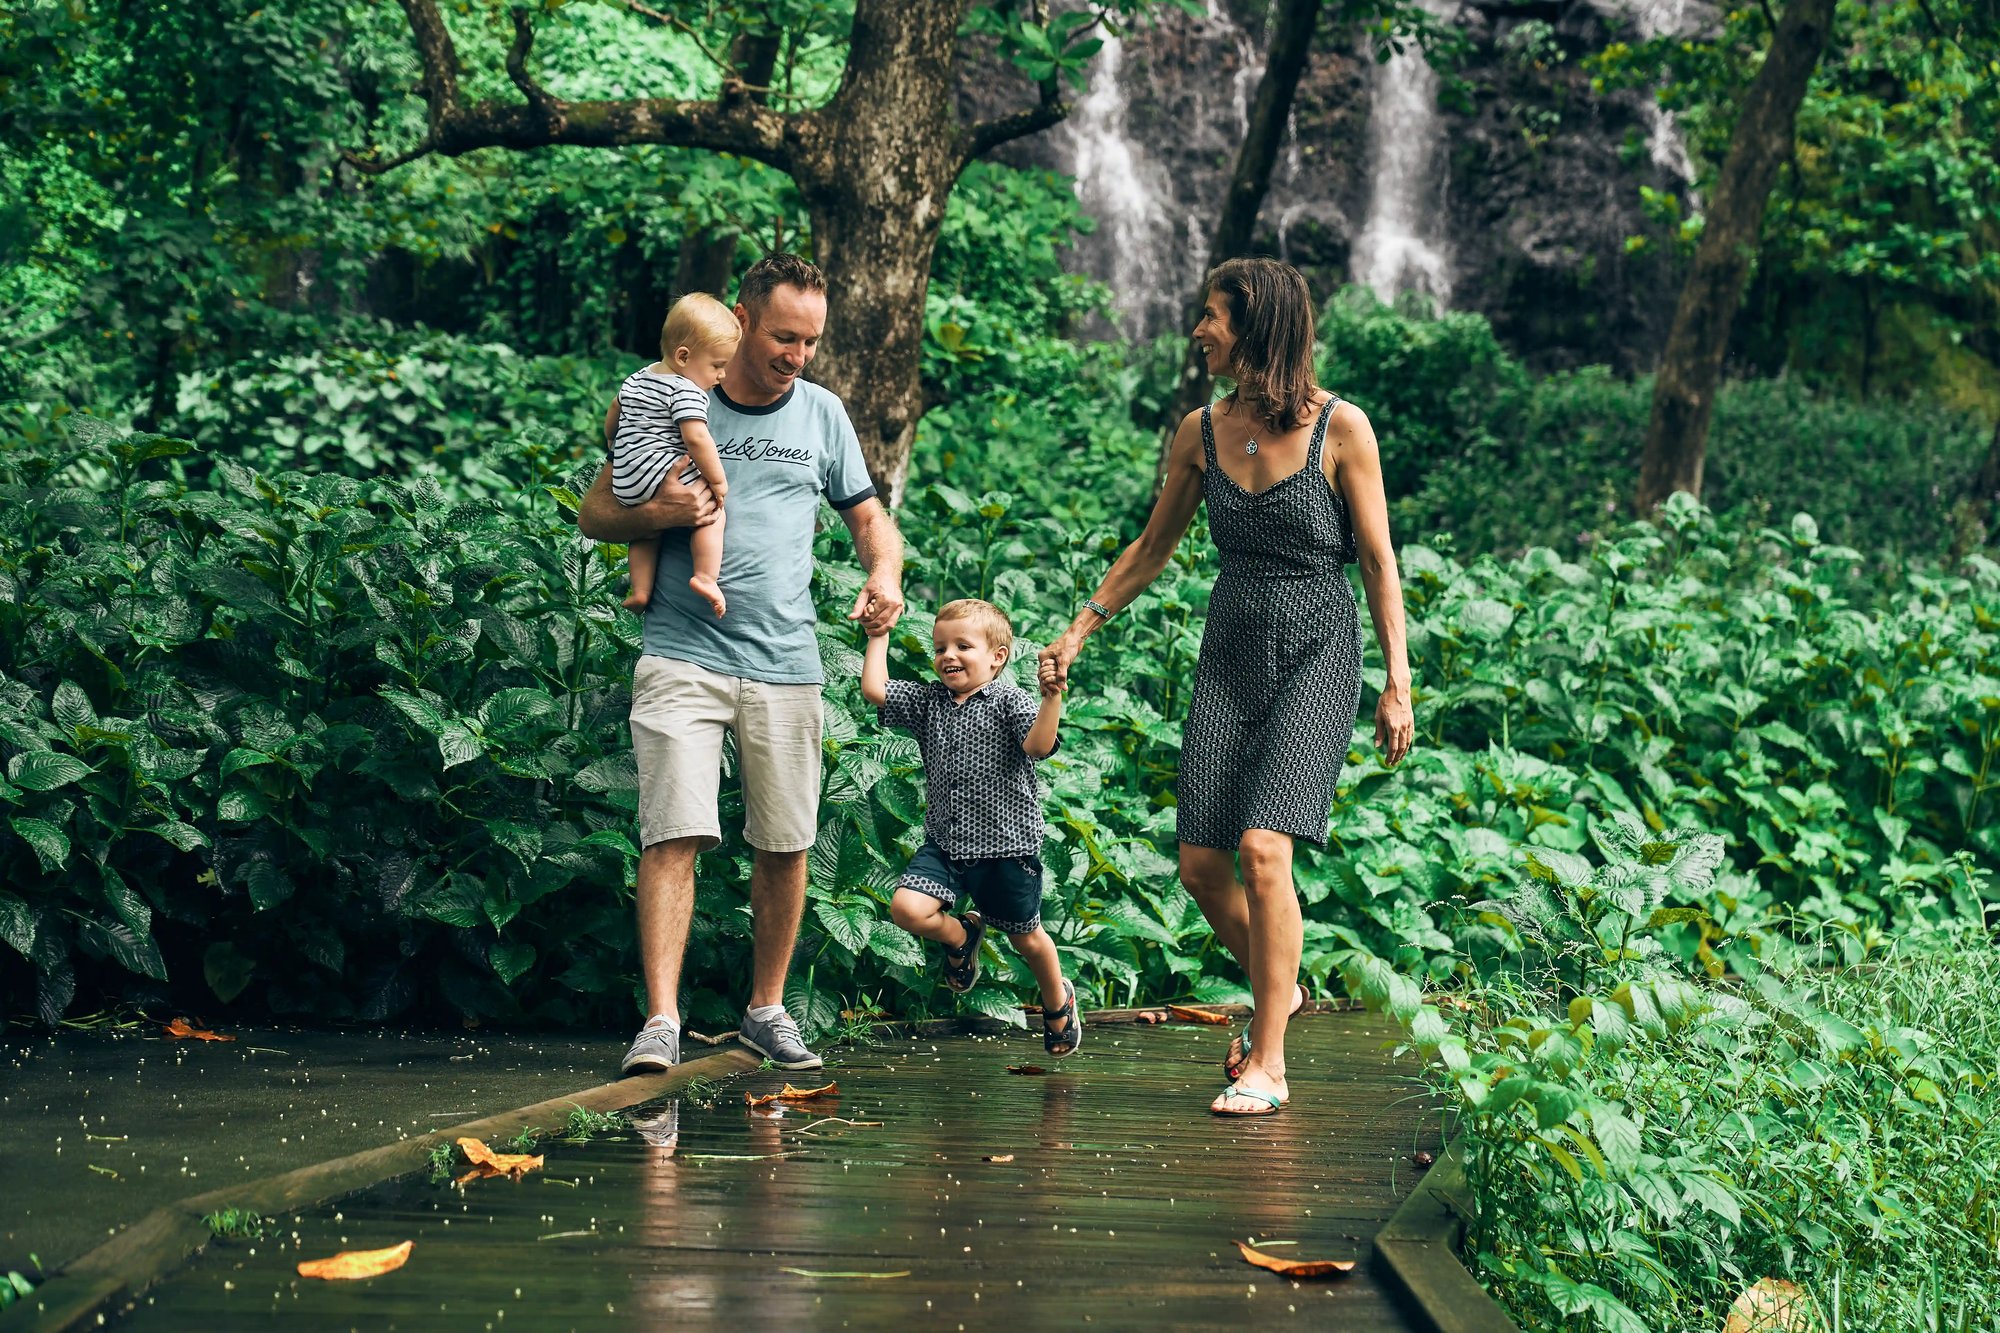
[
  {"x1": 425, "y1": 1140, "x2": 457, "y2": 1185},
  {"x1": 201, "y1": 1208, "x2": 269, "y2": 1241},
  {"x1": 0, "y1": 1269, "x2": 34, "y2": 1309},
  {"x1": 1323, "y1": 292, "x2": 1995, "y2": 554}
]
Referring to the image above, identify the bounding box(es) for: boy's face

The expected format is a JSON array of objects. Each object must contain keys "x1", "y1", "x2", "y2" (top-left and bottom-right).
[
  {"x1": 932, "y1": 617, "x2": 1008, "y2": 697},
  {"x1": 672, "y1": 339, "x2": 737, "y2": 390}
]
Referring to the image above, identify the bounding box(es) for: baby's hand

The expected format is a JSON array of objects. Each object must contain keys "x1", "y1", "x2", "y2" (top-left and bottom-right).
[{"x1": 710, "y1": 477, "x2": 729, "y2": 503}]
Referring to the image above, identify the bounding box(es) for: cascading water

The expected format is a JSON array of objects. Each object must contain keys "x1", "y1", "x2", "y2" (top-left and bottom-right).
[
  {"x1": 1594, "y1": 0, "x2": 1698, "y2": 181},
  {"x1": 1065, "y1": 36, "x2": 1178, "y2": 338},
  {"x1": 1350, "y1": 0, "x2": 1456, "y2": 304}
]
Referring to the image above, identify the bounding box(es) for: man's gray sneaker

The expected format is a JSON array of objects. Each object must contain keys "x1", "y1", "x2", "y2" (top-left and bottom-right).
[
  {"x1": 738, "y1": 1008, "x2": 823, "y2": 1071},
  {"x1": 621, "y1": 1019, "x2": 680, "y2": 1075}
]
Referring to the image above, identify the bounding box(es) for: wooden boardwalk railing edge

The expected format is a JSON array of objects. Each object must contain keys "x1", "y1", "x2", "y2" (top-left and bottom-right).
[{"x1": 1372, "y1": 1139, "x2": 1524, "y2": 1333}]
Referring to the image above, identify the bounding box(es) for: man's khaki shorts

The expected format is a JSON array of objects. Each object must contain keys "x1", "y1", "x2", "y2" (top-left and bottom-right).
[{"x1": 629, "y1": 655, "x2": 824, "y2": 853}]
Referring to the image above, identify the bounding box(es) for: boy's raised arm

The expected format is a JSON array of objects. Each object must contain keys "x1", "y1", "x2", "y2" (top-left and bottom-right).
[
  {"x1": 1023, "y1": 681, "x2": 1063, "y2": 760},
  {"x1": 860, "y1": 631, "x2": 891, "y2": 708}
]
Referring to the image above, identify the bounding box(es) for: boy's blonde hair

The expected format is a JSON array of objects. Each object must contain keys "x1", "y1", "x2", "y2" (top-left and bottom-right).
[
  {"x1": 661, "y1": 291, "x2": 741, "y2": 360},
  {"x1": 935, "y1": 599, "x2": 1014, "y2": 661}
]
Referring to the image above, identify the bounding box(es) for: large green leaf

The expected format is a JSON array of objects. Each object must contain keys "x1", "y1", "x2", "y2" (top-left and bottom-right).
[
  {"x1": 8, "y1": 752, "x2": 93, "y2": 792},
  {"x1": 204, "y1": 941, "x2": 257, "y2": 1002},
  {"x1": 10, "y1": 816, "x2": 70, "y2": 872}
]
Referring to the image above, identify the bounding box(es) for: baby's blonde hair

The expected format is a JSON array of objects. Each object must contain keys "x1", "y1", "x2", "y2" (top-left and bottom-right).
[
  {"x1": 935, "y1": 599, "x2": 1015, "y2": 661},
  {"x1": 660, "y1": 291, "x2": 741, "y2": 361}
]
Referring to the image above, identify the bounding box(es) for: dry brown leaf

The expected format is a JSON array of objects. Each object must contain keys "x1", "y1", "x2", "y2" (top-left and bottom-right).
[
  {"x1": 162, "y1": 1017, "x2": 234, "y2": 1042},
  {"x1": 455, "y1": 1137, "x2": 544, "y2": 1178},
  {"x1": 1234, "y1": 1241, "x2": 1357, "y2": 1279},
  {"x1": 984, "y1": 1153, "x2": 1015, "y2": 1163},
  {"x1": 1723, "y1": 1279, "x2": 1812, "y2": 1333},
  {"x1": 1167, "y1": 1004, "x2": 1232, "y2": 1026},
  {"x1": 1135, "y1": 1010, "x2": 1168, "y2": 1025},
  {"x1": 297, "y1": 1239, "x2": 413, "y2": 1280},
  {"x1": 743, "y1": 1081, "x2": 839, "y2": 1108},
  {"x1": 1005, "y1": 1064, "x2": 1047, "y2": 1076}
]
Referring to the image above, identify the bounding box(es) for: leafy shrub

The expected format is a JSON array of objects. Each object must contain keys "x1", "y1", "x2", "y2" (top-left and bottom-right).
[{"x1": 163, "y1": 321, "x2": 617, "y2": 480}]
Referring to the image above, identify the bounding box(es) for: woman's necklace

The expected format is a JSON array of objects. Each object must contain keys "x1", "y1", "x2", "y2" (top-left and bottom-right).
[{"x1": 1244, "y1": 435, "x2": 1259, "y2": 456}]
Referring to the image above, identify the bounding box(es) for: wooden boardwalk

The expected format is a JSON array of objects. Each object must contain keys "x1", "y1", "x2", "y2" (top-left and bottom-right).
[{"x1": 113, "y1": 1012, "x2": 1446, "y2": 1329}]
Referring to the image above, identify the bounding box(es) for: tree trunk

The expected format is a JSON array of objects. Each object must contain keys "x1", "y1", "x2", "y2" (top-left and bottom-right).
[
  {"x1": 1633, "y1": 0, "x2": 1838, "y2": 512},
  {"x1": 791, "y1": 1, "x2": 966, "y2": 504},
  {"x1": 1950, "y1": 417, "x2": 2000, "y2": 561},
  {"x1": 1161, "y1": 0, "x2": 1324, "y2": 472}
]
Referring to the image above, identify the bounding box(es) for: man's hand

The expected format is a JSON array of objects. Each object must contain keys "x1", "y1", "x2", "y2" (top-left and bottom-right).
[
  {"x1": 847, "y1": 576, "x2": 905, "y2": 637},
  {"x1": 576, "y1": 463, "x2": 719, "y2": 543}
]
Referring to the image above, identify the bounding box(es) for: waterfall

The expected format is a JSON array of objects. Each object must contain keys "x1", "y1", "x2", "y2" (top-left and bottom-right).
[
  {"x1": 1350, "y1": 1, "x2": 1455, "y2": 304},
  {"x1": 1065, "y1": 36, "x2": 1177, "y2": 338},
  {"x1": 1593, "y1": 0, "x2": 1698, "y2": 182}
]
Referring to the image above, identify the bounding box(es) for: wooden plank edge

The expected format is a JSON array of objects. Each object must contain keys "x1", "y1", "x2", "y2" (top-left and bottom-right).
[
  {"x1": 21, "y1": 1046, "x2": 759, "y2": 1333},
  {"x1": 1371, "y1": 1139, "x2": 1522, "y2": 1333}
]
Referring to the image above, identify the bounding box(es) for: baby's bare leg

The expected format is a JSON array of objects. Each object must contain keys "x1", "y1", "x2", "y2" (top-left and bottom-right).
[
  {"x1": 688, "y1": 505, "x2": 727, "y2": 617},
  {"x1": 623, "y1": 535, "x2": 660, "y2": 611}
]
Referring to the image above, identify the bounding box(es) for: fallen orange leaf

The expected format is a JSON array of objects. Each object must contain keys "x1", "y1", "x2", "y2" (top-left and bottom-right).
[
  {"x1": 1167, "y1": 1004, "x2": 1232, "y2": 1026},
  {"x1": 1005, "y1": 1064, "x2": 1047, "y2": 1076},
  {"x1": 162, "y1": 1017, "x2": 235, "y2": 1042},
  {"x1": 984, "y1": 1153, "x2": 1015, "y2": 1163},
  {"x1": 1135, "y1": 1009, "x2": 1168, "y2": 1025},
  {"x1": 1234, "y1": 1241, "x2": 1357, "y2": 1279},
  {"x1": 297, "y1": 1239, "x2": 413, "y2": 1280},
  {"x1": 744, "y1": 1081, "x2": 839, "y2": 1108},
  {"x1": 455, "y1": 1137, "x2": 544, "y2": 1178}
]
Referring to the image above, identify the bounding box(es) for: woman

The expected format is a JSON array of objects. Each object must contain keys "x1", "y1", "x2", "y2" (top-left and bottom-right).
[{"x1": 1040, "y1": 257, "x2": 1414, "y2": 1116}]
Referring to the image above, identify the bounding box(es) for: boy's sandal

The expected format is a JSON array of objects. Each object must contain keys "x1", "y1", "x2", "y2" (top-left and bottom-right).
[
  {"x1": 1223, "y1": 981, "x2": 1311, "y2": 1082},
  {"x1": 941, "y1": 911, "x2": 986, "y2": 994},
  {"x1": 1042, "y1": 979, "x2": 1082, "y2": 1057},
  {"x1": 1211, "y1": 1084, "x2": 1287, "y2": 1117}
]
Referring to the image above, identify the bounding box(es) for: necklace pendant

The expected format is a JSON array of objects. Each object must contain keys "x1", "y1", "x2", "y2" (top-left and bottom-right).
[{"x1": 1245, "y1": 438, "x2": 1259, "y2": 455}]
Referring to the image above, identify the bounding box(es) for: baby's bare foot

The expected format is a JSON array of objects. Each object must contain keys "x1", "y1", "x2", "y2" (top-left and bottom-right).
[
  {"x1": 689, "y1": 575, "x2": 726, "y2": 617},
  {"x1": 622, "y1": 589, "x2": 650, "y2": 612}
]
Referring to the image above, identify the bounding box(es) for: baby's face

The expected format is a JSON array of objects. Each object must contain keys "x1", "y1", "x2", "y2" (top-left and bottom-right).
[
  {"x1": 932, "y1": 618, "x2": 1008, "y2": 697},
  {"x1": 676, "y1": 339, "x2": 738, "y2": 389}
]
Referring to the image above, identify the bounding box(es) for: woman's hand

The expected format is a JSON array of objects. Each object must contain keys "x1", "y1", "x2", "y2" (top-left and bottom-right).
[
  {"x1": 1039, "y1": 633, "x2": 1084, "y2": 693},
  {"x1": 1375, "y1": 680, "x2": 1414, "y2": 766}
]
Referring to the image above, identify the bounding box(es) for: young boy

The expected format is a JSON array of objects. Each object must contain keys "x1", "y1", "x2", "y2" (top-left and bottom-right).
[
  {"x1": 610, "y1": 292, "x2": 739, "y2": 617},
  {"x1": 861, "y1": 599, "x2": 1081, "y2": 1057}
]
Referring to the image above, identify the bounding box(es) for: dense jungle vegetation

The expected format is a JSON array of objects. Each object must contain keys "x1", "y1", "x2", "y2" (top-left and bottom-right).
[{"x1": 4, "y1": 1, "x2": 1999, "y2": 1328}]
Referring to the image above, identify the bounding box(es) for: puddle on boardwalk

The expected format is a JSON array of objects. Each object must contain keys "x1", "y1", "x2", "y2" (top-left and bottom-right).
[{"x1": 117, "y1": 1015, "x2": 1439, "y2": 1330}]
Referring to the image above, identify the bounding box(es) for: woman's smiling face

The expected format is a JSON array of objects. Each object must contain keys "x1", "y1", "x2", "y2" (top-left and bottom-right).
[{"x1": 1192, "y1": 290, "x2": 1238, "y2": 378}]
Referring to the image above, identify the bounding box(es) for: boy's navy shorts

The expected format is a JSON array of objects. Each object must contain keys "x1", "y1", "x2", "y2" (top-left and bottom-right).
[{"x1": 898, "y1": 842, "x2": 1044, "y2": 936}]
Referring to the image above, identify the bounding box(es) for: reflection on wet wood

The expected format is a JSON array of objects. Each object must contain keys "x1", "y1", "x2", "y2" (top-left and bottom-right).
[{"x1": 121, "y1": 1012, "x2": 1444, "y2": 1329}]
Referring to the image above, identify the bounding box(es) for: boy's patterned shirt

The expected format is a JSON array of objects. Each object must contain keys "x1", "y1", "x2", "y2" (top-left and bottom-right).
[{"x1": 878, "y1": 678, "x2": 1054, "y2": 859}]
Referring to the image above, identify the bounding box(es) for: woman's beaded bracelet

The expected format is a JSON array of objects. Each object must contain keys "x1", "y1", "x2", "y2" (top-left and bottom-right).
[{"x1": 1084, "y1": 598, "x2": 1114, "y2": 622}]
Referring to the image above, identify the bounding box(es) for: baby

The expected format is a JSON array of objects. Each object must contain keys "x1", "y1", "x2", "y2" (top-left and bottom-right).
[
  {"x1": 610, "y1": 292, "x2": 738, "y2": 616},
  {"x1": 861, "y1": 599, "x2": 1081, "y2": 1057}
]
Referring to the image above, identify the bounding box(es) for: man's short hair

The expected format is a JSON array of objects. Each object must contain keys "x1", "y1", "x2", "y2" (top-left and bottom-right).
[
  {"x1": 935, "y1": 599, "x2": 1015, "y2": 658},
  {"x1": 737, "y1": 252, "x2": 828, "y2": 317}
]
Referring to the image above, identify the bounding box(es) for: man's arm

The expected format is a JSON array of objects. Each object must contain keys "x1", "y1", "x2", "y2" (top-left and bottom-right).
[
  {"x1": 575, "y1": 397, "x2": 720, "y2": 541},
  {"x1": 839, "y1": 497, "x2": 906, "y2": 635}
]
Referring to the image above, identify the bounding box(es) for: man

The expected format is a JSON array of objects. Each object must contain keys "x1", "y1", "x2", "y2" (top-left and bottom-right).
[{"x1": 578, "y1": 253, "x2": 905, "y2": 1075}]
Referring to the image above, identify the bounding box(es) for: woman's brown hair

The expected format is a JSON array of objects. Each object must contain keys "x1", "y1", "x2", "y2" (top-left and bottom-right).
[{"x1": 1207, "y1": 256, "x2": 1319, "y2": 436}]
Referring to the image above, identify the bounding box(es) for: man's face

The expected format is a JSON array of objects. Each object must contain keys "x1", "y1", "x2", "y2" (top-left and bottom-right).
[{"x1": 732, "y1": 285, "x2": 826, "y2": 400}]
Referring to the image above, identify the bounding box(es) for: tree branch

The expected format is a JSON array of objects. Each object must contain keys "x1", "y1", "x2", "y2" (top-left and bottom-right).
[
  {"x1": 964, "y1": 78, "x2": 1068, "y2": 160},
  {"x1": 621, "y1": 0, "x2": 735, "y2": 75},
  {"x1": 349, "y1": 0, "x2": 800, "y2": 173}
]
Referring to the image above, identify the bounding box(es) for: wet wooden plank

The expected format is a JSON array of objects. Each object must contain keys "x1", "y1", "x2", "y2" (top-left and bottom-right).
[{"x1": 115, "y1": 1013, "x2": 1445, "y2": 1330}]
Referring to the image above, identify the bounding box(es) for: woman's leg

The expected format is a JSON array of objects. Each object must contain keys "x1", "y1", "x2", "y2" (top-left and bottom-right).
[
  {"x1": 1212, "y1": 829, "x2": 1300, "y2": 1111},
  {"x1": 1178, "y1": 843, "x2": 1252, "y2": 962}
]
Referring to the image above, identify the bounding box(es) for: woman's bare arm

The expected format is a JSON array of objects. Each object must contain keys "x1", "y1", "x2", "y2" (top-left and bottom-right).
[
  {"x1": 1329, "y1": 402, "x2": 1414, "y2": 765},
  {"x1": 1040, "y1": 410, "x2": 1207, "y2": 687}
]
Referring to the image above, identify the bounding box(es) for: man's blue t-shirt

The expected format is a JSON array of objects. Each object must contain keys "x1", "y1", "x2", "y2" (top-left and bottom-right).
[{"x1": 640, "y1": 379, "x2": 876, "y2": 685}]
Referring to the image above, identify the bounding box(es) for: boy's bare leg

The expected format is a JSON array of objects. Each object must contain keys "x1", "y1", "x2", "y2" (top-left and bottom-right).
[
  {"x1": 747, "y1": 847, "x2": 808, "y2": 1010},
  {"x1": 688, "y1": 507, "x2": 727, "y2": 616},
  {"x1": 1010, "y1": 927, "x2": 1071, "y2": 1038},
  {"x1": 637, "y1": 837, "x2": 701, "y2": 1022},
  {"x1": 889, "y1": 888, "x2": 968, "y2": 949},
  {"x1": 624, "y1": 535, "x2": 661, "y2": 612}
]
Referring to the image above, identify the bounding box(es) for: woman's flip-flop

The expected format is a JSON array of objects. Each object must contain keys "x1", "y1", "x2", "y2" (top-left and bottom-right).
[
  {"x1": 1223, "y1": 981, "x2": 1309, "y2": 1082},
  {"x1": 1211, "y1": 1084, "x2": 1287, "y2": 1117}
]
